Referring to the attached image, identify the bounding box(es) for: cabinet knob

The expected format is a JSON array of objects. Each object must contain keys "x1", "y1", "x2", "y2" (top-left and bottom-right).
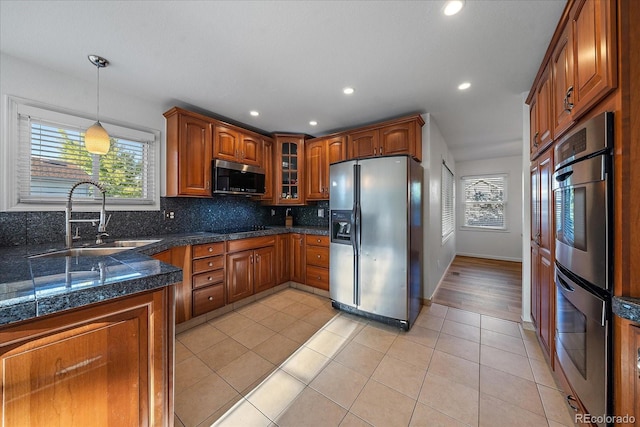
[
  {"x1": 208, "y1": 296, "x2": 214, "y2": 301},
  {"x1": 317, "y1": 276, "x2": 321, "y2": 280},
  {"x1": 637, "y1": 347, "x2": 640, "y2": 378},
  {"x1": 317, "y1": 255, "x2": 321, "y2": 258},
  {"x1": 208, "y1": 247, "x2": 213, "y2": 252},
  {"x1": 317, "y1": 239, "x2": 321, "y2": 243},
  {"x1": 208, "y1": 262, "x2": 213, "y2": 267},
  {"x1": 208, "y1": 276, "x2": 212, "y2": 281}
]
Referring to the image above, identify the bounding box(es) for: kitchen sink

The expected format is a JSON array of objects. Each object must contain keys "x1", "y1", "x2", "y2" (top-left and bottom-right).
[{"x1": 29, "y1": 239, "x2": 161, "y2": 258}]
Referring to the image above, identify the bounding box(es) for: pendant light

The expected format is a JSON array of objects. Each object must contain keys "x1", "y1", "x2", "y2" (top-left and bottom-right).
[{"x1": 85, "y1": 55, "x2": 110, "y2": 155}]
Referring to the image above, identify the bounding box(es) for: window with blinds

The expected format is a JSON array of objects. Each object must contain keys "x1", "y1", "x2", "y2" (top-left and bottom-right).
[
  {"x1": 461, "y1": 174, "x2": 507, "y2": 229},
  {"x1": 441, "y1": 162, "x2": 455, "y2": 240},
  {"x1": 13, "y1": 101, "x2": 156, "y2": 207}
]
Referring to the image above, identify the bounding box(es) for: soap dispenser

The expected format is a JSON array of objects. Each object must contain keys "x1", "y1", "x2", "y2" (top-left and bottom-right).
[{"x1": 285, "y1": 208, "x2": 293, "y2": 228}]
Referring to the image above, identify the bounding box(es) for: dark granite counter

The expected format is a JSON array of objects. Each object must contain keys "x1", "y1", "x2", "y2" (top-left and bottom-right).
[
  {"x1": 613, "y1": 296, "x2": 640, "y2": 323},
  {"x1": 0, "y1": 226, "x2": 328, "y2": 326}
]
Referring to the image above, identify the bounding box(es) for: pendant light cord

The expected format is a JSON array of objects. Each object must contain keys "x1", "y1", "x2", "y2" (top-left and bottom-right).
[{"x1": 96, "y1": 64, "x2": 100, "y2": 123}]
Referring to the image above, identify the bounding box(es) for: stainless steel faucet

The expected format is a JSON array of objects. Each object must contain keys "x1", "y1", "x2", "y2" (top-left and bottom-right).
[{"x1": 65, "y1": 180, "x2": 110, "y2": 248}]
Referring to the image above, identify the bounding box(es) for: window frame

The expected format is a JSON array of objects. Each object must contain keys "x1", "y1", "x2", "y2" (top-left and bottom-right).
[
  {"x1": 459, "y1": 173, "x2": 508, "y2": 231},
  {"x1": 2, "y1": 96, "x2": 161, "y2": 212},
  {"x1": 441, "y1": 161, "x2": 455, "y2": 243}
]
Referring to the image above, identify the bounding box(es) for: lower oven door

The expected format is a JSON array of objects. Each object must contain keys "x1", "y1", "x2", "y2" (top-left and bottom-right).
[{"x1": 555, "y1": 266, "x2": 608, "y2": 426}]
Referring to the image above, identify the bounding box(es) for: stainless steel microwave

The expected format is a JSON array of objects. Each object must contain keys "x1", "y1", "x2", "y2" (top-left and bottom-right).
[{"x1": 212, "y1": 159, "x2": 266, "y2": 195}]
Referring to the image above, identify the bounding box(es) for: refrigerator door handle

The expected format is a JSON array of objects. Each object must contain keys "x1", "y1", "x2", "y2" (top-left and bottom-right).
[{"x1": 353, "y1": 163, "x2": 361, "y2": 306}]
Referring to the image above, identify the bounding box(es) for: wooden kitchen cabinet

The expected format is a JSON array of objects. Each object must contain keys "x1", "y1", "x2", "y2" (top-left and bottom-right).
[
  {"x1": 164, "y1": 107, "x2": 213, "y2": 197},
  {"x1": 214, "y1": 125, "x2": 263, "y2": 167},
  {"x1": 530, "y1": 147, "x2": 555, "y2": 358},
  {"x1": 615, "y1": 316, "x2": 640, "y2": 426},
  {"x1": 531, "y1": 65, "x2": 553, "y2": 159},
  {"x1": 290, "y1": 233, "x2": 306, "y2": 283},
  {"x1": 552, "y1": 20, "x2": 575, "y2": 138},
  {"x1": 347, "y1": 115, "x2": 424, "y2": 161},
  {"x1": 153, "y1": 245, "x2": 191, "y2": 323},
  {"x1": 273, "y1": 134, "x2": 306, "y2": 205},
  {"x1": 261, "y1": 137, "x2": 274, "y2": 202},
  {"x1": 305, "y1": 235, "x2": 330, "y2": 291},
  {"x1": 276, "y1": 234, "x2": 290, "y2": 285},
  {"x1": 226, "y1": 236, "x2": 276, "y2": 303},
  {"x1": 0, "y1": 287, "x2": 174, "y2": 427},
  {"x1": 191, "y1": 241, "x2": 225, "y2": 317},
  {"x1": 305, "y1": 135, "x2": 346, "y2": 201}
]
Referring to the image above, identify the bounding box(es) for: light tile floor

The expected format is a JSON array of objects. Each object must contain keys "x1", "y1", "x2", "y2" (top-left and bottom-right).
[{"x1": 174, "y1": 288, "x2": 576, "y2": 427}]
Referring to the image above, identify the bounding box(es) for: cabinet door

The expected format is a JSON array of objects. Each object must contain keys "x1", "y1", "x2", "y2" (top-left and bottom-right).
[
  {"x1": 276, "y1": 234, "x2": 289, "y2": 284},
  {"x1": 153, "y1": 245, "x2": 190, "y2": 324},
  {"x1": 305, "y1": 139, "x2": 327, "y2": 201},
  {"x1": 226, "y1": 250, "x2": 254, "y2": 303},
  {"x1": 261, "y1": 138, "x2": 274, "y2": 202},
  {"x1": 327, "y1": 136, "x2": 347, "y2": 165},
  {"x1": 240, "y1": 133, "x2": 262, "y2": 166},
  {"x1": 179, "y1": 115, "x2": 213, "y2": 196},
  {"x1": 290, "y1": 233, "x2": 305, "y2": 283},
  {"x1": 379, "y1": 122, "x2": 415, "y2": 157},
  {"x1": 539, "y1": 149, "x2": 554, "y2": 259},
  {"x1": 214, "y1": 125, "x2": 240, "y2": 162},
  {"x1": 536, "y1": 66, "x2": 553, "y2": 152},
  {"x1": 571, "y1": 0, "x2": 617, "y2": 117},
  {"x1": 348, "y1": 129, "x2": 379, "y2": 159},
  {"x1": 539, "y1": 253, "x2": 554, "y2": 356},
  {"x1": 0, "y1": 289, "x2": 172, "y2": 427},
  {"x1": 275, "y1": 135, "x2": 305, "y2": 205},
  {"x1": 552, "y1": 21, "x2": 575, "y2": 138},
  {"x1": 254, "y1": 246, "x2": 275, "y2": 294},
  {"x1": 530, "y1": 243, "x2": 540, "y2": 326},
  {"x1": 530, "y1": 162, "x2": 540, "y2": 243}
]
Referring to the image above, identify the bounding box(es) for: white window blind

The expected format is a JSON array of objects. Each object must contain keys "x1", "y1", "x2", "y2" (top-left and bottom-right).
[
  {"x1": 15, "y1": 103, "x2": 156, "y2": 206},
  {"x1": 461, "y1": 174, "x2": 507, "y2": 229},
  {"x1": 441, "y1": 161, "x2": 455, "y2": 240}
]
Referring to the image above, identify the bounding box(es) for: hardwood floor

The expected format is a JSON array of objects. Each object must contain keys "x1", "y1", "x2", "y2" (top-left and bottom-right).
[{"x1": 431, "y1": 256, "x2": 523, "y2": 322}]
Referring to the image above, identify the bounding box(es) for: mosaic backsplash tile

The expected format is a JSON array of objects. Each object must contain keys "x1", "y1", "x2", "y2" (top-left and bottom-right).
[{"x1": 0, "y1": 197, "x2": 329, "y2": 247}]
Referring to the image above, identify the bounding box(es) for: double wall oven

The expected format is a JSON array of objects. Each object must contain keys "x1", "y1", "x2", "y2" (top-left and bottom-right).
[{"x1": 552, "y1": 112, "x2": 613, "y2": 426}]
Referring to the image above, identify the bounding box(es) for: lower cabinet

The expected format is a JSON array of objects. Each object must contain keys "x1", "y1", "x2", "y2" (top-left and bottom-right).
[
  {"x1": 614, "y1": 316, "x2": 640, "y2": 426},
  {"x1": 0, "y1": 287, "x2": 174, "y2": 427},
  {"x1": 153, "y1": 245, "x2": 191, "y2": 323},
  {"x1": 305, "y1": 235, "x2": 329, "y2": 291},
  {"x1": 226, "y1": 236, "x2": 276, "y2": 303},
  {"x1": 276, "y1": 234, "x2": 290, "y2": 285},
  {"x1": 290, "y1": 233, "x2": 305, "y2": 283},
  {"x1": 191, "y1": 242, "x2": 225, "y2": 316}
]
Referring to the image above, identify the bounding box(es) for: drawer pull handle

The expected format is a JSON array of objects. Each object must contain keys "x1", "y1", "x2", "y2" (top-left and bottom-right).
[
  {"x1": 208, "y1": 262, "x2": 213, "y2": 267},
  {"x1": 317, "y1": 276, "x2": 321, "y2": 280},
  {"x1": 637, "y1": 347, "x2": 640, "y2": 378},
  {"x1": 566, "y1": 395, "x2": 579, "y2": 412},
  {"x1": 208, "y1": 276, "x2": 212, "y2": 281},
  {"x1": 208, "y1": 296, "x2": 214, "y2": 301},
  {"x1": 317, "y1": 255, "x2": 321, "y2": 258},
  {"x1": 208, "y1": 247, "x2": 213, "y2": 252},
  {"x1": 317, "y1": 239, "x2": 321, "y2": 243}
]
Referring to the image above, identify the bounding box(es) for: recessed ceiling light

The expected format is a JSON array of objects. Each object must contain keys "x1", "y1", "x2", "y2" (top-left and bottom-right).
[
  {"x1": 250, "y1": 110, "x2": 259, "y2": 117},
  {"x1": 343, "y1": 87, "x2": 355, "y2": 95},
  {"x1": 309, "y1": 121, "x2": 318, "y2": 126},
  {"x1": 444, "y1": 0, "x2": 464, "y2": 16},
  {"x1": 458, "y1": 82, "x2": 471, "y2": 90}
]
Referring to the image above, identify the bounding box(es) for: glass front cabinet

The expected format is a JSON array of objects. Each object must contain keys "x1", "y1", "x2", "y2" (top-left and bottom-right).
[{"x1": 273, "y1": 134, "x2": 306, "y2": 205}]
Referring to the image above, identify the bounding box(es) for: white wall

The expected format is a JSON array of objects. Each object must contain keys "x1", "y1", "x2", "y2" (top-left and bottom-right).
[
  {"x1": 0, "y1": 53, "x2": 167, "y2": 207},
  {"x1": 455, "y1": 155, "x2": 523, "y2": 262},
  {"x1": 422, "y1": 114, "x2": 456, "y2": 300}
]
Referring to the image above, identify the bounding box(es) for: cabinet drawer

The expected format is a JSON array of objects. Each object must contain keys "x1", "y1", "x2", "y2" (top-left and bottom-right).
[
  {"x1": 192, "y1": 284, "x2": 225, "y2": 316},
  {"x1": 193, "y1": 242, "x2": 224, "y2": 258},
  {"x1": 193, "y1": 255, "x2": 224, "y2": 274},
  {"x1": 226, "y1": 236, "x2": 276, "y2": 253},
  {"x1": 306, "y1": 245, "x2": 329, "y2": 268},
  {"x1": 305, "y1": 235, "x2": 329, "y2": 247},
  {"x1": 306, "y1": 265, "x2": 329, "y2": 290},
  {"x1": 192, "y1": 269, "x2": 224, "y2": 289}
]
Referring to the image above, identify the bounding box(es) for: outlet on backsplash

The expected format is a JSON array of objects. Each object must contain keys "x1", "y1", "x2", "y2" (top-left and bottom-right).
[{"x1": 163, "y1": 210, "x2": 175, "y2": 220}]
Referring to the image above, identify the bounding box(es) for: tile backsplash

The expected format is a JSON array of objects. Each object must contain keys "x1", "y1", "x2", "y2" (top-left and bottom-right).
[{"x1": 0, "y1": 198, "x2": 329, "y2": 247}]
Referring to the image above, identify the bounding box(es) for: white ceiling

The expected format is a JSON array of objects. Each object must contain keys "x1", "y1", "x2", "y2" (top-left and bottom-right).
[{"x1": 0, "y1": 0, "x2": 566, "y2": 162}]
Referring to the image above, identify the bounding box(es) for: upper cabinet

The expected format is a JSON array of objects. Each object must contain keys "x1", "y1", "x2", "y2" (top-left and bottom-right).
[
  {"x1": 213, "y1": 124, "x2": 262, "y2": 167},
  {"x1": 305, "y1": 135, "x2": 347, "y2": 201},
  {"x1": 347, "y1": 115, "x2": 424, "y2": 162},
  {"x1": 273, "y1": 134, "x2": 306, "y2": 205},
  {"x1": 164, "y1": 107, "x2": 213, "y2": 197},
  {"x1": 529, "y1": 0, "x2": 617, "y2": 156}
]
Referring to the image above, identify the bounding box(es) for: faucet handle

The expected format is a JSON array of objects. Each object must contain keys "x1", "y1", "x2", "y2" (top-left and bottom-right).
[
  {"x1": 73, "y1": 227, "x2": 81, "y2": 241},
  {"x1": 98, "y1": 214, "x2": 112, "y2": 233},
  {"x1": 95, "y1": 232, "x2": 109, "y2": 245}
]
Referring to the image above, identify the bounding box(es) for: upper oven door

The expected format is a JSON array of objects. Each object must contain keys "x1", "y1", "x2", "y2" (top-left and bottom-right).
[{"x1": 553, "y1": 153, "x2": 610, "y2": 291}]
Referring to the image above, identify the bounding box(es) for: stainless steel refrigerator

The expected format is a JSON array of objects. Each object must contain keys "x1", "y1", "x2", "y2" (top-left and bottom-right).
[{"x1": 329, "y1": 155, "x2": 423, "y2": 330}]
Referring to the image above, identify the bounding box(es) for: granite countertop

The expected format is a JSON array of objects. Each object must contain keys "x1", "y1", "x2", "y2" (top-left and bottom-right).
[
  {"x1": 613, "y1": 296, "x2": 640, "y2": 323},
  {"x1": 0, "y1": 226, "x2": 328, "y2": 327}
]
